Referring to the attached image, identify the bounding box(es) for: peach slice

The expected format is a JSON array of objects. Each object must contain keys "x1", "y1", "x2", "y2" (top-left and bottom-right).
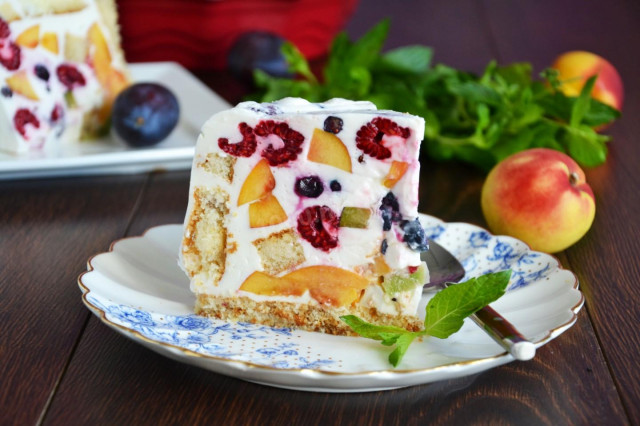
[
  {"x1": 6, "y1": 71, "x2": 39, "y2": 101},
  {"x1": 238, "y1": 159, "x2": 275, "y2": 206},
  {"x1": 374, "y1": 255, "x2": 392, "y2": 275},
  {"x1": 308, "y1": 128, "x2": 352, "y2": 173},
  {"x1": 239, "y1": 272, "x2": 304, "y2": 297},
  {"x1": 87, "y1": 23, "x2": 129, "y2": 107},
  {"x1": 249, "y1": 194, "x2": 287, "y2": 228},
  {"x1": 284, "y1": 266, "x2": 369, "y2": 307},
  {"x1": 16, "y1": 25, "x2": 40, "y2": 48},
  {"x1": 87, "y1": 23, "x2": 111, "y2": 81},
  {"x1": 41, "y1": 32, "x2": 59, "y2": 54},
  {"x1": 383, "y1": 161, "x2": 410, "y2": 188}
]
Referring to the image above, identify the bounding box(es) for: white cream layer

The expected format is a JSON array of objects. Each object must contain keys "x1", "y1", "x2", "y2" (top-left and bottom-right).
[{"x1": 183, "y1": 98, "x2": 427, "y2": 316}]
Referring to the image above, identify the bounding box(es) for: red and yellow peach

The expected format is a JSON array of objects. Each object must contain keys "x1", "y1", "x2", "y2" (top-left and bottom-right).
[
  {"x1": 481, "y1": 148, "x2": 595, "y2": 253},
  {"x1": 551, "y1": 51, "x2": 624, "y2": 111}
]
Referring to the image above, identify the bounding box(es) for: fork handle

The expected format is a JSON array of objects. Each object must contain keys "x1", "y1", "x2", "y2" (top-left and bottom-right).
[{"x1": 471, "y1": 305, "x2": 536, "y2": 361}]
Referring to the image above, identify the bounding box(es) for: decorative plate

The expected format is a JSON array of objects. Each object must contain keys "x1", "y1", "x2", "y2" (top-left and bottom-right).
[
  {"x1": 78, "y1": 214, "x2": 583, "y2": 393},
  {"x1": 0, "y1": 62, "x2": 230, "y2": 181}
]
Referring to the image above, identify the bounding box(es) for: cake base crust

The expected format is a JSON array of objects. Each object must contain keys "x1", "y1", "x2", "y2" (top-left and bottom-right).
[{"x1": 196, "y1": 294, "x2": 422, "y2": 336}]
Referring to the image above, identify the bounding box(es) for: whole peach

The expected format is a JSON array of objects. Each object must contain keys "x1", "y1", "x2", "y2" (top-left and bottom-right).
[
  {"x1": 481, "y1": 148, "x2": 595, "y2": 253},
  {"x1": 551, "y1": 51, "x2": 624, "y2": 111}
]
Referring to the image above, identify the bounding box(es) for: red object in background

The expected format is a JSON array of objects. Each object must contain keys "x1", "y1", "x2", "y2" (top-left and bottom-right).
[{"x1": 116, "y1": 0, "x2": 359, "y2": 71}]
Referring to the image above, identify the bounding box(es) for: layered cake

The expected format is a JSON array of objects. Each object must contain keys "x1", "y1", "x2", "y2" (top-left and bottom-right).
[
  {"x1": 0, "y1": 0, "x2": 129, "y2": 154},
  {"x1": 180, "y1": 98, "x2": 429, "y2": 335}
]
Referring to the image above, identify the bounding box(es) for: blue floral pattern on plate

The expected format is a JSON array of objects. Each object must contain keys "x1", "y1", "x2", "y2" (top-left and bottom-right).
[{"x1": 87, "y1": 294, "x2": 336, "y2": 369}]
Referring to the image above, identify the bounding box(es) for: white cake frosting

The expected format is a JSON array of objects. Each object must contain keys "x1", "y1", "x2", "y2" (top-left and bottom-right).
[{"x1": 182, "y1": 98, "x2": 428, "y2": 318}]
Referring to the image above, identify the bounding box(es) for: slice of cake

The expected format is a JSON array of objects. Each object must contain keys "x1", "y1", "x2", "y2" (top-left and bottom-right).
[
  {"x1": 0, "y1": 0, "x2": 129, "y2": 154},
  {"x1": 180, "y1": 98, "x2": 429, "y2": 336}
]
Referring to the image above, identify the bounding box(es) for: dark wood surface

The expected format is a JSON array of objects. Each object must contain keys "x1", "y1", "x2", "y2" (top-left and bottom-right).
[{"x1": 2, "y1": 1, "x2": 639, "y2": 424}]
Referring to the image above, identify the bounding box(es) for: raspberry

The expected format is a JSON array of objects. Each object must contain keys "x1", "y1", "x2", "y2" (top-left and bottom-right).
[
  {"x1": 256, "y1": 120, "x2": 304, "y2": 166},
  {"x1": 355, "y1": 117, "x2": 411, "y2": 160},
  {"x1": 218, "y1": 122, "x2": 257, "y2": 157},
  {"x1": 297, "y1": 205, "x2": 339, "y2": 251},
  {"x1": 14, "y1": 109, "x2": 40, "y2": 138},
  {"x1": 56, "y1": 64, "x2": 86, "y2": 89},
  {"x1": 0, "y1": 18, "x2": 9, "y2": 38},
  {"x1": 372, "y1": 117, "x2": 411, "y2": 138},
  {"x1": 0, "y1": 40, "x2": 20, "y2": 71},
  {"x1": 50, "y1": 104, "x2": 63, "y2": 122}
]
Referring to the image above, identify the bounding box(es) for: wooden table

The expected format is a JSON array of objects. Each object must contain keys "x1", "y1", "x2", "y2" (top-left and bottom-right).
[{"x1": 2, "y1": 1, "x2": 639, "y2": 424}]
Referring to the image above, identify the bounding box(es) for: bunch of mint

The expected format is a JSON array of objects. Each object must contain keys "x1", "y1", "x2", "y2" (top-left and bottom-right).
[
  {"x1": 341, "y1": 270, "x2": 512, "y2": 367},
  {"x1": 250, "y1": 20, "x2": 620, "y2": 171}
]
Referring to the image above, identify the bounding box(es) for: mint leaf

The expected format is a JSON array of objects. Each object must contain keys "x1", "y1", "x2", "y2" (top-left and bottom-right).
[
  {"x1": 281, "y1": 42, "x2": 317, "y2": 83},
  {"x1": 424, "y1": 270, "x2": 511, "y2": 338},
  {"x1": 340, "y1": 315, "x2": 422, "y2": 366},
  {"x1": 388, "y1": 333, "x2": 418, "y2": 367},
  {"x1": 341, "y1": 270, "x2": 512, "y2": 367},
  {"x1": 340, "y1": 315, "x2": 411, "y2": 342},
  {"x1": 562, "y1": 125, "x2": 609, "y2": 167},
  {"x1": 377, "y1": 45, "x2": 433, "y2": 74},
  {"x1": 570, "y1": 75, "x2": 597, "y2": 127}
]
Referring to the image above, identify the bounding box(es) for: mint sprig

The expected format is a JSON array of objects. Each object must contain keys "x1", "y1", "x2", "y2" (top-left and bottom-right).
[
  {"x1": 341, "y1": 270, "x2": 512, "y2": 367},
  {"x1": 250, "y1": 21, "x2": 621, "y2": 170}
]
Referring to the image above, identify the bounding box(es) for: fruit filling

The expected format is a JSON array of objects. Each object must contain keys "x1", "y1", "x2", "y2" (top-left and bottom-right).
[
  {"x1": 56, "y1": 64, "x2": 86, "y2": 89},
  {"x1": 13, "y1": 108, "x2": 39, "y2": 138},
  {"x1": 218, "y1": 122, "x2": 257, "y2": 157},
  {"x1": 379, "y1": 192, "x2": 402, "y2": 231},
  {"x1": 0, "y1": 40, "x2": 21, "y2": 71},
  {"x1": 297, "y1": 205, "x2": 339, "y2": 251},
  {"x1": 356, "y1": 117, "x2": 410, "y2": 160},
  {"x1": 294, "y1": 176, "x2": 324, "y2": 198},
  {"x1": 255, "y1": 120, "x2": 304, "y2": 166}
]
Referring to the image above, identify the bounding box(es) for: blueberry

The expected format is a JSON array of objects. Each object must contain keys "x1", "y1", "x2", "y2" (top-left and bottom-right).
[
  {"x1": 379, "y1": 192, "x2": 402, "y2": 231},
  {"x1": 227, "y1": 31, "x2": 292, "y2": 81},
  {"x1": 329, "y1": 180, "x2": 341, "y2": 191},
  {"x1": 380, "y1": 239, "x2": 388, "y2": 255},
  {"x1": 323, "y1": 116, "x2": 343, "y2": 134},
  {"x1": 34, "y1": 64, "x2": 49, "y2": 81},
  {"x1": 295, "y1": 176, "x2": 324, "y2": 198},
  {"x1": 401, "y1": 219, "x2": 429, "y2": 252},
  {"x1": 1, "y1": 86, "x2": 12, "y2": 98},
  {"x1": 112, "y1": 83, "x2": 180, "y2": 147}
]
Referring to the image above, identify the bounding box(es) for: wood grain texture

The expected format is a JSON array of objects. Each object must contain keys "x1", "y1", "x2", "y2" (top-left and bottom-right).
[{"x1": 0, "y1": 175, "x2": 147, "y2": 424}]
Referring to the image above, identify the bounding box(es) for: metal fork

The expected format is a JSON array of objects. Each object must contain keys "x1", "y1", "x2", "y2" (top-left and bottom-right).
[{"x1": 421, "y1": 239, "x2": 536, "y2": 361}]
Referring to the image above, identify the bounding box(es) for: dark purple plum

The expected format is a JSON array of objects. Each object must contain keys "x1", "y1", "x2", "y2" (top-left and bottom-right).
[
  {"x1": 112, "y1": 83, "x2": 179, "y2": 147},
  {"x1": 227, "y1": 31, "x2": 291, "y2": 81}
]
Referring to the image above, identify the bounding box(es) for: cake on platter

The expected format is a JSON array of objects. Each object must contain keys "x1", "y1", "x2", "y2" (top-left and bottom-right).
[
  {"x1": 0, "y1": 0, "x2": 129, "y2": 154},
  {"x1": 180, "y1": 98, "x2": 430, "y2": 336}
]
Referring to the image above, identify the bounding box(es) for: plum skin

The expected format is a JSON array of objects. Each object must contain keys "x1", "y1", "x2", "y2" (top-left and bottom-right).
[{"x1": 112, "y1": 83, "x2": 180, "y2": 147}]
